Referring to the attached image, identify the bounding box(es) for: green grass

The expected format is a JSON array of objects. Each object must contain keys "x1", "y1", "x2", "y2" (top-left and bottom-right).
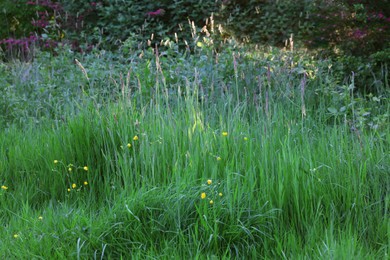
[{"x1": 0, "y1": 44, "x2": 389, "y2": 258}]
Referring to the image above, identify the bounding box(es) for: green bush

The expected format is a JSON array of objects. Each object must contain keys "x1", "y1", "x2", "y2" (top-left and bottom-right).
[
  {"x1": 214, "y1": 0, "x2": 311, "y2": 45},
  {"x1": 302, "y1": 0, "x2": 390, "y2": 92},
  {"x1": 59, "y1": 0, "x2": 220, "y2": 50},
  {"x1": 305, "y1": 0, "x2": 390, "y2": 56},
  {"x1": 0, "y1": 0, "x2": 38, "y2": 39}
]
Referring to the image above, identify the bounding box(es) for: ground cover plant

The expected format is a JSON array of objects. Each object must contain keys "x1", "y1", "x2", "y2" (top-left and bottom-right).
[
  {"x1": 1, "y1": 33, "x2": 389, "y2": 258},
  {"x1": 1, "y1": 1, "x2": 389, "y2": 256}
]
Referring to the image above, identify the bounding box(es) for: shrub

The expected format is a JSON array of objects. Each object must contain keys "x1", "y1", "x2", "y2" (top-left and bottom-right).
[
  {"x1": 302, "y1": 0, "x2": 390, "y2": 92},
  {"x1": 0, "y1": 0, "x2": 37, "y2": 39},
  {"x1": 305, "y1": 0, "x2": 390, "y2": 57},
  {"x1": 59, "y1": 0, "x2": 221, "y2": 50},
  {"x1": 214, "y1": 0, "x2": 310, "y2": 46}
]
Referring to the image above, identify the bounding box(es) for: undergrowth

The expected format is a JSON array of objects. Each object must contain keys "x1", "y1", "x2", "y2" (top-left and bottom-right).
[{"x1": 0, "y1": 41, "x2": 389, "y2": 258}]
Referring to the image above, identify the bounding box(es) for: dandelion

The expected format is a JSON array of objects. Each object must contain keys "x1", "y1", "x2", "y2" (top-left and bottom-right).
[
  {"x1": 209, "y1": 200, "x2": 214, "y2": 205},
  {"x1": 83, "y1": 166, "x2": 88, "y2": 171},
  {"x1": 222, "y1": 132, "x2": 228, "y2": 136},
  {"x1": 217, "y1": 157, "x2": 222, "y2": 161},
  {"x1": 54, "y1": 160, "x2": 58, "y2": 164},
  {"x1": 1, "y1": 185, "x2": 8, "y2": 190},
  {"x1": 38, "y1": 216, "x2": 43, "y2": 220},
  {"x1": 127, "y1": 143, "x2": 132, "y2": 148},
  {"x1": 84, "y1": 181, "x2": 88, "y2": 186},
  {"x1": 13, "y1": 234, "x2": 19, "y2": 239},
  {"x1": 133, "y1": 135, "x2": 139, "y2": 141},
  {"x1": 67, "y1": 188, "x2": 71, "y2": 192},
  {"x1": 72, "y1": 183, "x2": 76, "y2": 189},
  {"x1": 201, "y1": 192, "x2": 206, "y2": 199},
  {"x1": 219, "y1": 192, "x2": 223, "y2": 197},
  {"x1": 207, "y1": 179, "x2": 212, "y2": 185}
]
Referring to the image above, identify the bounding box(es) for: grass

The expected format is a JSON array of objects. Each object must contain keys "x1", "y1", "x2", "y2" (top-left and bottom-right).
[{"x1": 0, "y1": 42, "x2": 389, "y2": 258}]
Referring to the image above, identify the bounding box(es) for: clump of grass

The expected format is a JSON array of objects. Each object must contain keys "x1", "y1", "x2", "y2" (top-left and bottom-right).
[{"x1": 0, "y1": 40, "x2": 388, "y2": 258}]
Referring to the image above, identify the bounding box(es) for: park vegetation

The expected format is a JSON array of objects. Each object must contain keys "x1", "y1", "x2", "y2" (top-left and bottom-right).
[{"x1": 0, "y1": 0, "x2": 389, "y2": 258}]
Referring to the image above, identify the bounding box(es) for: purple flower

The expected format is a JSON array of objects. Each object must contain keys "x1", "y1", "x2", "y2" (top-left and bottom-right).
[{"x1": 147, "y1": 9, "x2": 165, "y2": 17}]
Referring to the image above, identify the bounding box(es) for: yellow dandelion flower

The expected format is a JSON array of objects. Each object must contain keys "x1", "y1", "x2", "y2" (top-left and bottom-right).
[
  {"x1": 54, "y1": 160, "x2": 59, "y2": 164},
  {"x1": 1, "y1": 185, "x2": 8, "y2": 190},
  {"x1": 133, "y1": 135, "x2": 139, "y2": 141},
  {"x1": 127, "y1": 143, "x2": 132, "y2": 148},
  {"x1": 219, "y1": 192, "x2": 223, "y2": 197},
  {"x1": 207, "y1": 179, "x2": 212, "y2": 185},
  {"x1": 209, "y1": 200, "x2": 214, "y2": 205},
  {"x1": 217, "y1": 157, "x2": 222, "y2": 161},
  {"x1": 38, "y1": 216, "x2": 43, "y2": 220},
  {"x1": 72, "y1": 183, "x2": 76, "y2": 189},
  {"x1": 67, "y1": 188, "x2": 71, "y2": 192},
  {"x1": 13, "y1": 234, "x2": 19, "y2": 239},
  {"x1": 84, "y1": 181, "x2": 88, "y2": 186},
  {"x1": 83, "y1": 166, "x2": 88, "y2": 171},
  {"x1": 201, "y1": 192, "x2": 206, "y2": 199},
  {"x1": 222, "y1": 132, "x2": 228, "y2": 136}
]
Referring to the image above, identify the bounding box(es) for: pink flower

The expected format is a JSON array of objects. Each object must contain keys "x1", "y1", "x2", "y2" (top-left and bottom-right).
[
  {"x1": 146, "y1": 9, "x2": 165, "y2": 17},
  {"x1": 352, "y1": 29, "x2": 366, "y2": 39}
]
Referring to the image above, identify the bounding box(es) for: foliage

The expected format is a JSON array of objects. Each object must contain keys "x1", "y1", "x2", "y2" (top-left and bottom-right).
[
  {"x1": 58, "y1": 0, "x2": 221, "y2": 50},
  {"x1": 0, "y1": 26, "x2": 389, "y2": 258},
  {"x1": 295, "y1": 0, "x2": 389, "y2": 92},
  {"x1": 306, "y1": 0, "x2": 390, "y2": 56},
  {"x1": 215, "y1": 0, "x2": 311, "y2": 45},
  {"x1": 0, "y1": 0, "x2": 37, "y2": 39}
]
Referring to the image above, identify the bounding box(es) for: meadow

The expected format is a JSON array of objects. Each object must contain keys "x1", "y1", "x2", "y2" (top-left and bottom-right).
[{"x1": 0, "y1": 41, "x2": 389, "y2": 258}]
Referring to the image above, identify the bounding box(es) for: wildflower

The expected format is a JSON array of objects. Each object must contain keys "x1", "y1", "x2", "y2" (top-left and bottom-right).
[
  {"x1": 222, "y1": 132, "x2": 228, "y2": 136},
  {"x1": 72, "y1": 183, "x2": 76, "y2": 189},
  {"x1": 219, "y1": 192, "x2": 223, "y2": 197},
  {"x1": 147, "y1": 9, "x2": 165, "y2": 16},
  {"x1": 67, "y1": 188, "x2": 71, "y2": 192},
  {"x1": 68, "y1": 167, "x2": 72, "y2": 172},
  {"x1": 207, "y1": 179, "x2": 212, "y2": 185},
  {"x1": 201, "y1": 192, "x2": 206, "y2": 199},
  {"x1": 54, "y1": 160, "x2": 58, "y2": 164},
  {"x1": 83, "y1": 166, "x2": 88, "y2": 171},
  {"x1": 84, "y1": 181, "x2": 88, "y2": 186},
  {"x1": 133, "y1": 135, "x2": 139, "y2": 141},
  {"x1": 38, "y1": 216, "x2": 43, "y2": 220},
  {"x1": 13, "y1": 234, "x2": 19, "y2": 238},
  {"x1": 127, "y1": 143, "x2": 132, "y2": 148},
  {"x1": 244, "y1": 137, "x2": 248, "y2": 141},
  {"x1": 1, "y1": 185, "x2": 8, "y2": 190},
  {"x1": 209, "y1": 200, "x2": 214, "y2": 205},
  {"x1": 217, "y1": 157, "x2": 222, "y2": 161}
]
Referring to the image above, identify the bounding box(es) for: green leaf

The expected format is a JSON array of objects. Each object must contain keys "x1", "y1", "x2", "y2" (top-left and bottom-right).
[{"x1": 327, "y1": 107, "x2": 338, "y2": 114}]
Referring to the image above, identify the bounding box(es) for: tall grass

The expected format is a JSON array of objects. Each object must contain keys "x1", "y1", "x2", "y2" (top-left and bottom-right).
[{"x1": 0, "y1": 42, "x2": 389, "y2": 258}]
